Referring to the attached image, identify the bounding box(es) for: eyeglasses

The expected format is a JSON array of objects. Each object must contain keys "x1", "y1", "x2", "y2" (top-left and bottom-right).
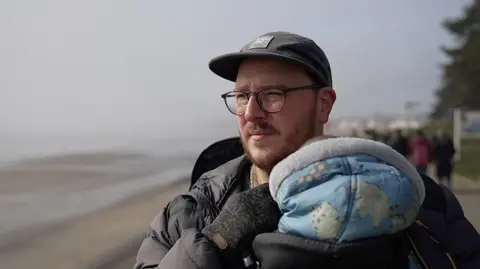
[{"x1": 221, "y1": 85, "x2": 324, "y2": 115}]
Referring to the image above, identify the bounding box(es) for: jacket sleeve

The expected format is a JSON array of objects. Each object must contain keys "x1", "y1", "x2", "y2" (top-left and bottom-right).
[
  {"x1": 157, "y1": 228, "x2": 223, "y2": 269},
  {"x1": 442, "y1": 186, "x2": 480, "y2": 268},
  {"x1": 134, "y1": 191, "x2": 211, "y2": 269}
]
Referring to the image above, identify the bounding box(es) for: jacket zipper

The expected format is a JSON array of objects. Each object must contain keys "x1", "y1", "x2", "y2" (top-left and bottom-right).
[
  {"x1": 407, "y1": 233, "x2": 430, "y2": 269},
  {"x1": 414, "y1": 220, "x2": 458, "y2": 269},
  {"x1": 445, "y1": 253, "x2": 457, "y2": 269}
]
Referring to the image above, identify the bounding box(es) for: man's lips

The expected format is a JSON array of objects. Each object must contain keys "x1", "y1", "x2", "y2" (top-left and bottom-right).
[
  {"x1": 249, "y1": 131, "x2": 275, "y2": 139},
  {"x1": 249, "y1": 130, "x2": 273, "y2": 135}
]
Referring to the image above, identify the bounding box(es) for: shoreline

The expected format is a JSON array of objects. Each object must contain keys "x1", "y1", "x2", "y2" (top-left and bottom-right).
[
  {"x1": 0, "y1": 178, "x2": 190, "y2": 269},
  {"x1": 0, "y1": 149, "x2": 195, "y2": 269},
  {"x1": 0, "y1": 149, "x2": 194, "y2": 245}
]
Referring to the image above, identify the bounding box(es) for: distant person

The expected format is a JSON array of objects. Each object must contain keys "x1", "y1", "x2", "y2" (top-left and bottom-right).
[
  {"x1": 364, "y1": 129, "x2": 379, "y2": 141},
  {"x1": 135, "y1": 31, "x2": 480, "y2": 269},
  {"x1": 432, "y1": 130, "x2": 456, "y2": 189},
  {"x1": 429, "y1": 133, "x2": 439, "y2": 149},
  {"x1": 350, "y1": 129, "x2": 360, "y2": 137},
  {"x1": 408, "y1": 130, "x2": 431, "y2": 175},
  {"x1": 374, "y1": 131, "x2": 387, "y2": 144},
  {"x1": 381, "y1": 132, "x2": 391, "y2": 144},
  {"x1": 388, "y1": 129, "x2": 409, "y2": 157}
]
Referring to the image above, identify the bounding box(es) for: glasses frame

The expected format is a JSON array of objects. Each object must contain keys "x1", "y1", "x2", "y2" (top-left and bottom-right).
[{"x1": 220, "y1": 85, "x2": 325, "y2": 115}]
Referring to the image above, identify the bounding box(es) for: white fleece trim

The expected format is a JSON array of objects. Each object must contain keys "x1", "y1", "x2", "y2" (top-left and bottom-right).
[{"x1": 269, "y1": 137, "x2": 425, "y2": 204}]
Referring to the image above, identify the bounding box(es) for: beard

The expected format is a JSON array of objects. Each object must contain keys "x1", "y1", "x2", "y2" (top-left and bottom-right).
[{"x1": 241, "y1": 107, "x2": 317, "y2": 173}]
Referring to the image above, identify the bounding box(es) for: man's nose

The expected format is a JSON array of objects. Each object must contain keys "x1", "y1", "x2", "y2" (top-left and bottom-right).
[{"x1": 244, "y1": 96, "x2": 266, "y2": 122}]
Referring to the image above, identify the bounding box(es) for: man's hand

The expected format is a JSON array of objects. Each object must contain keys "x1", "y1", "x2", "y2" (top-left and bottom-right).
[{"x1": 202, "y1": 183, "x2": 281, "y2": 258}]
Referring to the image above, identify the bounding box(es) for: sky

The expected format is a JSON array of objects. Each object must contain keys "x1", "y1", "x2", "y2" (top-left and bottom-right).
[{"x1": 0, "y1": 0, "x2": 473, "y2": 136}]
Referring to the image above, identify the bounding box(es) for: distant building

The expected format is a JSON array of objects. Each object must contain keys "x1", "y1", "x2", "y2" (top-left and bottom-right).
[{"x1": 326, "y1": 114, "x2": 427, "y2": 136}]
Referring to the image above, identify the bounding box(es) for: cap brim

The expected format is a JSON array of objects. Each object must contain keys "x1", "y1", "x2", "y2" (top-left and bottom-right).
[{"x1": 208, "y1": 51, "x2": 321, "y2": 83}]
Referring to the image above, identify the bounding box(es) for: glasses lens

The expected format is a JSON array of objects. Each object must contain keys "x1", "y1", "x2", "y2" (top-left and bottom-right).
[
  {"x1": 224, "y1": 91, "x2": 248, "y2": 115},
  {"x1": 258, "y1": 89, "x2": 285, "y2": 113}
]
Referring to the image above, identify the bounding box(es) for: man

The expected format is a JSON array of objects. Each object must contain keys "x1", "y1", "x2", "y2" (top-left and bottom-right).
[
  {"x1": 134, "y1": 32, "x2": 480, "y2": 269},
  {"x1": 432, "y1": 129, "x2": 456, "y2": 189},
  {"x1": 388, "y1": 128, "x2": 408, "y2": 157}
]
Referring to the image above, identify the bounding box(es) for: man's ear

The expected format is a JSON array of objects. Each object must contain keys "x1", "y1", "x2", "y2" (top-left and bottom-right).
[{"x1": 316, "y1": 87, "x2": 336, "y2": 124}]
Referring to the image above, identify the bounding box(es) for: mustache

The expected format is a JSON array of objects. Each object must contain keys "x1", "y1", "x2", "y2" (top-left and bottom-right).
[{"x1": 245, "y1": 122, "x2": 278, "y2": 135}]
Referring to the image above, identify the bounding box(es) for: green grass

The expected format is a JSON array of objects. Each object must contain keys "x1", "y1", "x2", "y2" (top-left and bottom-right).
[
  {"x1": 455, "y1": 137, "x2": 480, "y2": 180},
  {"x1": 421, "y1": 120, "x2": 453, "y2": 136},
  {"x1": 422, "y1": 120, "x2": 480, "y2": 180},
  {"x1": 455, "y1": 146, "x2": 480, "y2": 180}
]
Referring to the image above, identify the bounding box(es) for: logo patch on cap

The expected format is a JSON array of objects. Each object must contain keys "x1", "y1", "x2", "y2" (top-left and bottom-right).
[{"x1": 247, "y1": 35, "x2": 274, "y2": 50}]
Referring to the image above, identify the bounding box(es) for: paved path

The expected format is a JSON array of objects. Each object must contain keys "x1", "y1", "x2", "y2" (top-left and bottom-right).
[{"x1": 448, "y1": 175, "x2": 480, "y2": 231}]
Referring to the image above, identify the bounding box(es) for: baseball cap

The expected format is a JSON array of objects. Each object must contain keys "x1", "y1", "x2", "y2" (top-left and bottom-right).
[{"x1": 209, "y1": 31, "x2": 333, "y2": 87}]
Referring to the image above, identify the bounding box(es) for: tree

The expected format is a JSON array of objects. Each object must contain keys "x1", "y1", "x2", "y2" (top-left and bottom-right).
[{"x1": 431, "y1": 0, "x2": 480, "y2": 119}]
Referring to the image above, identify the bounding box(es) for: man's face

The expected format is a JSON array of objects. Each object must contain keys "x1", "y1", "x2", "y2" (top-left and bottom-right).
[{"x1": 235, "y1": 59, "x2": 333, "y2": 172}]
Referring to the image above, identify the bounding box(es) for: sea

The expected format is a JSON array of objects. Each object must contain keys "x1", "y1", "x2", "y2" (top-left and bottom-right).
[{"x1": 0, "y1": 128, "x2": 237, "y2": 167}]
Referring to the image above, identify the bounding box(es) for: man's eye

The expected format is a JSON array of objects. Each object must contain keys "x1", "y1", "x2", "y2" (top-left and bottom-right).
[
  {"x1": 236, "y1": 95, "x2": 248, "y2": 100},
  {"x1": 235, "y1": 95, "x2": 249, "y2": 104},
  {"x1": 264, "y1": 91, "x2": 283, "y2": 100},
  {"x1": 266, "y1": 91, "x2": 283, "y2": 96}
]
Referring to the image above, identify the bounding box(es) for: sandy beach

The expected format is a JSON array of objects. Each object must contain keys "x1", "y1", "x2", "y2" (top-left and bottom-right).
[{"x1": 0, "y1": 150, "x2": 193, "y2": 269}]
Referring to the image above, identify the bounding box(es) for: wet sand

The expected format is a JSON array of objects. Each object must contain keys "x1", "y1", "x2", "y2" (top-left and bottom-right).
[{"x1": 0, "y1": 151, "x2": 194, "y2": 269}]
